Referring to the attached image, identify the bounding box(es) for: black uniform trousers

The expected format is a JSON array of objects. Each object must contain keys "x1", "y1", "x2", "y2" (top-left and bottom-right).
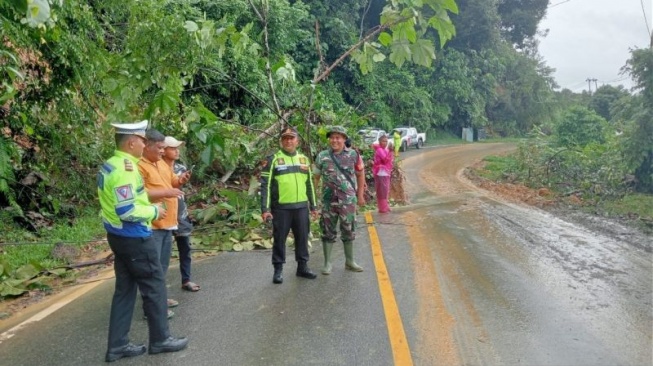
[
  {"x1": 107, "y1": 232, "x2": 170, "y2": 349},
  {"x1": 271, "y1": 206, "x2": 310, "y2": 265}
]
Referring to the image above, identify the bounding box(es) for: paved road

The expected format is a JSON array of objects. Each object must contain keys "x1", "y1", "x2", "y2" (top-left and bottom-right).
[{"x1": 1, "y1": 143, "x2": 651, "y2": 365}]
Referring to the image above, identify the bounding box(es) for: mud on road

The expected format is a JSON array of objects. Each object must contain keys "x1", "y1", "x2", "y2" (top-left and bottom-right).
[{"x1": 399, "y1": 143, "x2": 652, "y2": 366}]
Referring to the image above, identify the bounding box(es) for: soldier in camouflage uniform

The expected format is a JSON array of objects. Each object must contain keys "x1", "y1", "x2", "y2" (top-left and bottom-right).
[{"x1": 313, "y1": 126, "x2": 366, "y2": 274}]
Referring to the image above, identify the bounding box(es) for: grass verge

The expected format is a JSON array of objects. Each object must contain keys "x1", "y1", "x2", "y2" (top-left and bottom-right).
[{"x1": 1, "y1": 208, "x2": 106, "y2": 269}]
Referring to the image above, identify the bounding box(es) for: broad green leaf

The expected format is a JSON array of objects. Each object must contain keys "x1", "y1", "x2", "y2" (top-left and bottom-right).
[
  {"x1": 248, "y1": 232, "x2": 263, "y2": 240},
  {"x1": 25, "y1": 277, "x2": 52, "y2": 288},
  {"x1": 16, "y1": 264, "x2": 39, "y2": 280},
  {"x1": 0, "y1": 283, "x2": 26, "y2": 297},
  {"x1": 208, "y1": 129, "x2": 227, "y2": 153},
  {"x1": 48, "y1": 268, "x2": 68, "y2": 276},
  {"x1": 351, "y1": 48, "x2": 364, "y2": 64},
  {"x1": 275, "y1": 66, "x2": 296, "y2": 83},
  {"x1": 218, "y1": 202, "x2": 235, "y2": 212},
  {"x1": 372, "y1": 52, "x2": 387, "y2": 62},
  {"x1": 195, "y1": 127, "x2": 208, "y2": 143},
  {"x1": 428, "y1": 12, "x2": 456, "y2": 47},
  {"x1": 146, "y1": 90, "x2": 178, "y2": 116},
  {"x1": 200, "y1": 146, "x2": 212, "y2": 166},
  {"x1": 198, "y1": 22, "x2": 215, "y2": 50},
  {"x1": 380, "y1": 8, "x2": 401, "y2": 25},
  {"x1": 271, "y1": 58, "x2": 287, "y2": 74},
  {"x1": 29, "y1": 260, "x2": 44, "y2": 271},
  {"x1": 410, "y1": 39, "x2": 436, "y2": 67},
  {"x1": 221, "y1": 241, "x2": 233, "y2": 251},
  {"x1": 184, "y1": 21, "x2": 199, "y2": 32},
  {"x1": 103, "y1": 78, "x2": 118, "y2": 93},
  {"x1": 392, "y1": 22, "x2": 417, "y2": 43},
  {"x1": 200, "y1": 205, "x2": 219, "y2": 224},
  {"x1": 441, "y1": 0, "x2": 459, "y2": 13},
  {"x1": 232, "y1": 243, "x2": 243, "y2": 251},
  {"x1": 5, "y1": 278, "x2": 24, "y2": 286},
  {"x1": 389, "y1": 40, "x2": 412, "y2": 68},
  {"x1": 378, "y1": 32, "x2": 392, "y2": 47}
]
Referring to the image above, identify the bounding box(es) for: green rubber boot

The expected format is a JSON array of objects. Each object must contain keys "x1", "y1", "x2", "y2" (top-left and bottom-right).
[
  {"x1": 322, "y1": 241, "x2": 333, "y2": 275},
  {"x1": 343, "y1": 241, "x2": 363, "y2": 272}
]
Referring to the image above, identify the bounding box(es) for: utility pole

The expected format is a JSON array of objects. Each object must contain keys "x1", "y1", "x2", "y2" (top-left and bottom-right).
[
  {"x1": 586, "y1": 78, "x2": 593, "y2": 95},
  {"x1": 592, "y1": 78, "x2": 598, "y2": 91}
]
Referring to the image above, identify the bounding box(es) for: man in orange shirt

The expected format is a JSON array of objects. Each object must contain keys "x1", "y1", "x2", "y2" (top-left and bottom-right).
[{"x1": 138, "y1": 129, "x2": 191, "y2": 313}]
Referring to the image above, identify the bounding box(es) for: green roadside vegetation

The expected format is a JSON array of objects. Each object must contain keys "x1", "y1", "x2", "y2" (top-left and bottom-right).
[
  {"x1": 426, "y1": 130, "x2": 464, "y2": 146},
  {"x1": 2, "y1": 209, "x2": 104, "y2": 269},
  {"x1": 473, "y1": 144, "x2": 653, "y2": 232}
]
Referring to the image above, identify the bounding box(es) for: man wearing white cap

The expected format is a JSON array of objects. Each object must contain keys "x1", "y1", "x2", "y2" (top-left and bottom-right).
[
  {"x1": 98, "y1": 121, "x2": 188, "y2": 362},
  {"x1": 162, "y1": 136, "x2": 200, "y2": 292}
]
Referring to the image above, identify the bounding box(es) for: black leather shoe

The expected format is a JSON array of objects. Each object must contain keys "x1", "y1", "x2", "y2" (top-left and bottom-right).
[
  {"x1": 149, "y1": 336, "x2": 189, "y2": 355},
  {"x1": 296, "y1": 267, "x2": 317, "y2": 279},
  {"x1": 105, "y1": 343, "x2": 146, "y2": 362},
  {"x1": 273, "y1": 270, "x2": 283, "y2": 284}
]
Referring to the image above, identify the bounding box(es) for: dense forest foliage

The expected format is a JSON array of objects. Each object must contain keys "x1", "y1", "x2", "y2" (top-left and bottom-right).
[{"x1": 1, "y1": 0, "x2": 651, "y2": 224}]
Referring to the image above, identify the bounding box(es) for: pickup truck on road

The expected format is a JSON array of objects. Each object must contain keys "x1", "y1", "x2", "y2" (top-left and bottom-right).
[{"x1": 388, "y1": 127, "x2": 426, "y2": 152}]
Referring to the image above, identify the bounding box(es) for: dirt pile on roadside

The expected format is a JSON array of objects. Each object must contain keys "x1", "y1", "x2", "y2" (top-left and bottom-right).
[{"x1": 463, "y1": 166, "x2": 557, "y2": 208}]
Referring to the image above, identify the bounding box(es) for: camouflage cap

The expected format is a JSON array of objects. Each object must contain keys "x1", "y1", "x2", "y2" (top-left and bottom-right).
[{"x1": 326, "y1": 125, "x2": 348, "y2": 139}]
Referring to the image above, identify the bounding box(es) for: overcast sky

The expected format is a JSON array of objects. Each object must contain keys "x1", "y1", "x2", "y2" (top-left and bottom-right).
[{"x1": 537, "y1": 0, "x2": 652, "y2": 92}]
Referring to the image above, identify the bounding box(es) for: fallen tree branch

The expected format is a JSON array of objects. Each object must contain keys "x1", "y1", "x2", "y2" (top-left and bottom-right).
[{"x1": 313, "y1": 17, "x2": 408, "y2": 83}]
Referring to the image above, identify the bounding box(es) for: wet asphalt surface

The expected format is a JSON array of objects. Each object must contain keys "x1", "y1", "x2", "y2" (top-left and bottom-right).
[{"x1": 1, "y1": 143, "x2": 651, "y2": 365}]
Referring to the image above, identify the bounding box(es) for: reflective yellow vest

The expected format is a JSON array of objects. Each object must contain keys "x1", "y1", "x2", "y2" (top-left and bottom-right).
[
  {"x1": 97, "y1": 150, "x2": 158, "y2": 237},
  {"x1": 260, "y1": 150, "x2": 316, "y2": 213}
]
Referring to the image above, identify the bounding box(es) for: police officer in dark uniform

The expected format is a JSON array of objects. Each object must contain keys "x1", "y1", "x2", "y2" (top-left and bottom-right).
[
  {"x1": 260, "y1": 126, "x2": 319, "y2": 284},
  {"x1": 98, "y1": 121, "x2": 188, "y2": 362}
]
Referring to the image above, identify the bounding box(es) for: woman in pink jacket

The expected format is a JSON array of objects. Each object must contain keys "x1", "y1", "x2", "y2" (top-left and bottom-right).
[{"x1": 372, "y1": 134, "x2": 393, "y2": 213}]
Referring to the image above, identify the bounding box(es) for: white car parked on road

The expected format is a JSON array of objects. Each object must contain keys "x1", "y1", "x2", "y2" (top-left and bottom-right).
[
  {"x1": 358, "y1": 129, "x2": 388, "y2": 146},
  {"x1": 387, "y1": 127, "x2": 426, "y2": 152}
]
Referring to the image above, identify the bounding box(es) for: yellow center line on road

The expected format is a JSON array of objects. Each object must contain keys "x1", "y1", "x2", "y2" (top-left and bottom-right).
[{"x1": 364, "y1": 211, "x2": 413, "y2": 366}]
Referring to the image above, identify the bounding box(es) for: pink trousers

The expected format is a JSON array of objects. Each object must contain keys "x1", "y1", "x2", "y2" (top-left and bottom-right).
[{"x1": 374, "y1": 175, "x2": 391, "y2": 213}]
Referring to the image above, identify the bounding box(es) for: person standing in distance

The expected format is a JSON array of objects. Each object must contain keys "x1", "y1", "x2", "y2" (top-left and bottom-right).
[
  {"x1": 372, "y1": 134, "x2": 393, "y2": 213},
  {"x1": 392, "y1": 129, "x2": 401, "y2": 158},
  {"x1": 260, "y1": 126, "x2": 319, "y2": 284},
  {"x1": 313, "y1": 126, "x2": 366, "y2": 275},
  {"x1": 162, "y1": 136, "x2": 200, "y2": 292},
  {"x1": 98, "y1": 121, "x2": 188, "y2": 362}
]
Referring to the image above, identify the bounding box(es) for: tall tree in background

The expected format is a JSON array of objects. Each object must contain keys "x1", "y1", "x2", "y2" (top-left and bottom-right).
[
  {"x1": 447, "y1": 0, "x2": 501, "y2": 51},
  {"x1": 497, "y1": 0, "x2": 548, "y2": 49},
  {"x1": 621, "y1": 46, "x2": 653, "y2": 192},
  {"x1": 588, "y1": 85, "x2": 630, "y2": 122}
]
